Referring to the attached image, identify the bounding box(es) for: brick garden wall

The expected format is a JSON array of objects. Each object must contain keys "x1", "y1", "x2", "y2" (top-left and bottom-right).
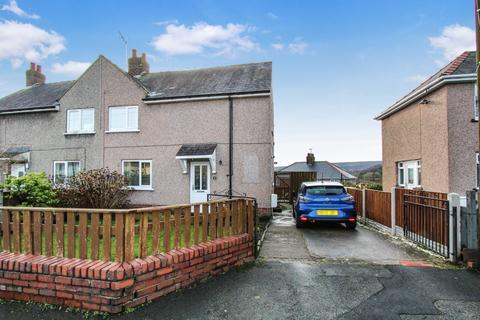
[{"x1": 0, "y1": 234, "x2": 253, "y2": 313}]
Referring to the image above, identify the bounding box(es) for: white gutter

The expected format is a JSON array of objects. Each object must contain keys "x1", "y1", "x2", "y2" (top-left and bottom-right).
[
  {"x1": 143, "y1": 92, "x2": 271, "y2": 104},
  {"x1": 375, "y1": 73, "x2": 476, "y2": 120},
  {"x1": 0, "y1": 105, "x2": 59, "y2": 116}
]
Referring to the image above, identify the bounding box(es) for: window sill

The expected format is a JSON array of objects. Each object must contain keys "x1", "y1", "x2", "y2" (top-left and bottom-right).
[
  {"x1": 105, "y1": 129, "x2": 140, "y2": 134},
  {"x1": 64, "y1": 131, "x2": 96, "y2": 136},
  {"x1": 129, "y1": 187, "x2": 154, "y2": 191}
]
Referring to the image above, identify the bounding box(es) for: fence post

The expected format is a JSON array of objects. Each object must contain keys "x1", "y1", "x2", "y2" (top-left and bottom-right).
[
  {"x1": 361, "y1": 188, "x2": 366, "y2": 223},
  {"x1": 448, "y1": 193, "x2": 461, "y2": 262},
  {"x1": 391, "y1": 187, "x2": 396, "y2": 235}
]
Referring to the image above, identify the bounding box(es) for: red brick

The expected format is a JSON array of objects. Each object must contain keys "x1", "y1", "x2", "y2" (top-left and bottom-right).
[
  {"x1": 136, "y1": 270, "x2": 156, "y2": 282},
  {"x1": 156, "y1": 266, "x2": 173, "y2": 276},
  {"x1": 82, "y1": 302, "x2": 100, "y2": 311},
  {"x1": 23, "y1": 287, "x2": 38, "y2": 295},
  {"x1": 30, "y1": 281, "x2": 55, "y2": 289},
  {"x1": 4, "y1": 271, "x2": 19, "y2": 280},
  {"x1": 20, "y1": 273, "x2": 37, "y2": 281},
  {"x1": 38, "y1": 274, "x2": 54, "y2": 283},
  {"x1": 111, "y1": 278, "x2": 134, "y2": 291},
  {"x1": 39, "y1": 289, "x2": 56, "y2": 296},
  {"x1": 91, "y1": 279, "x2": 110, "y2": 289},
  {"x1": 157, "y1": 279, "x2": 174, "y2": 290},
  {"x1": 136, "y1": 285, "x2": 157, "y2": 297},
  {"x1": 124, "y1": 296, "x2": 146, "y2": 309},
  {"x1": 190, "y1": 257, "x2": 204, "y2": 266},
  {"x1": 0, "y1": 278, "x2": 13, "y2": 285},
  {"x1": 55, "y1": 276, "x2": 72, "y2": 285},
  {"x1": 12, "y1": 279, "x2": 29, "y2": 287},
  {"x1": 56, "y1": 291, "x2": 73, "y2": 299},
  {"x1": 64, "y1": 299, "x2": 82, "y2": 309},
  {"x1": 72, "y1": 278, "x2": 91, "y2": 287},
  {"x1": 100, "y1": 304, "x2": 123, "y2": 313}
]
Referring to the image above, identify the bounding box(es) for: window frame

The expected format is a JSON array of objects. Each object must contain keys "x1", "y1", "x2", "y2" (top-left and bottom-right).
[
  {"x1": 108, "y1": 106, "x2": 139, "y2": 132},
  {"x1": 66, "y1": 108, "x2": 95, "y2": 134},
  {"x1": 53, "y1": 160, "x2": 80, "y2": 184},
  {"x1": 121, "y1": 160, "x2": 153, "y2": 190},
  {"x1": 397, "y1": 160, "x2": 421, "y2": 189}
]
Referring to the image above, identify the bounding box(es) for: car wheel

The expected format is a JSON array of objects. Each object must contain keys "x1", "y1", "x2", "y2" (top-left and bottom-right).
[{"x1": 345, "y1": 221, "x2": 357, "y2": 230}]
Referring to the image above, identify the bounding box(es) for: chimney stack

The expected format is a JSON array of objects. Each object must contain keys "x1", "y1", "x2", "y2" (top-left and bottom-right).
[
  {"x1": 128, "y1": 49, "x2": 149, "y2": 76},
  {"x1": 26, "y1": 62, "x2": 46, "y2": 86},
  {"x1": 306, "y1": 151, "x2": 315, "y2": 166}
]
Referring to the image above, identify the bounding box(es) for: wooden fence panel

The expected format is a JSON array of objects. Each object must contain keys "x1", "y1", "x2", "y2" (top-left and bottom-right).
[
  {"x1": 346, "y1": 188, "x2": 363, "y2": 215},
  {"x1": 0, "y1": 198, "x2": 251, "y2": 262},
  {"x1": 365, "y1": 189, "x2": 391, "y2": 227}
]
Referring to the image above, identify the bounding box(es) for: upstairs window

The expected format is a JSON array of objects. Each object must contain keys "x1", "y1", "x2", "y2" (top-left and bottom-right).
[
  {"x1": 67, "y1": 108, "x2": 94, "y2": 133},
  {"x1": 54, "y1": 161, "x2": 80, "y2": 184},
  {"x1": 109, "y1": 106, "x2": 138, "y2": 132}
]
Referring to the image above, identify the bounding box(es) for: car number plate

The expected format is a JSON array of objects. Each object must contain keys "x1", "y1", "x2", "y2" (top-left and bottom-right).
[{"x1": 316, "y1": 210, "x2": 338, "y2": 216}]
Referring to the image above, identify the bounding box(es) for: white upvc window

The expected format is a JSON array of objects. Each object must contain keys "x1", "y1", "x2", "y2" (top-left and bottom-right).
[
  {"x1": 67, "y1": 108, "x2": 95, "y2": 133},
  {"x1": 397, "y1": 160, "x2": 421, "y2": 189},
  {"x1": 474, "y1": 83, "x2": 479, "y2": 121},
  {"x1": 108, "y1": 106, "x2": 138, "y2": 132},
  {"x1": 122, "y1": 160, "x2": 152, "y2": 190},
  {"x1": 54, "y1": 161, "x2": 80, "y2": 184}
]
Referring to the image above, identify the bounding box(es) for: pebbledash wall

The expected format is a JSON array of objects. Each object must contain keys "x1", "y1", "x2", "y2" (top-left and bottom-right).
[
  {"x1": 0, "y1": 234, "x2": 253, "y2": 313},
  {"x1": 0, "y1": 56, "x2": 274, "y2": 214}
]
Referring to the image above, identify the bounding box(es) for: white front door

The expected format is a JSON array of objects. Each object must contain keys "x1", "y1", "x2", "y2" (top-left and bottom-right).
[{"x1": 190, "y1": 162, "x2": 210, "y2": 203}]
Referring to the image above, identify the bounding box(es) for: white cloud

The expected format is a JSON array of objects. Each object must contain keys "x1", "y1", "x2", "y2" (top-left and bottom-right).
[
  {"x1": 1, "y1": 0, "x2": 39, "y2": 19},
  {"x1": 271, "y1": 43, "x2": 284, "y2": 50},
  {"x1": 429, "y1": 24, "x2": 475, "y2": 60},
  {"x1": 151, "y1": 22, "x2": 258, "y2": 56},
  {"x1": 51, "y1": 61, "x2": 90, "y2": 77},
  {"x1": 406, "y1": 74, "x2": 428, "y2": 83},
  {"x1": 288, "y1": 40, "x2": 308, "y2": 54},
  {"x1": 0, "y1": 20, "x2": 65, "y2": 66},
  {"x1": 154, "y1": 19, "x2": 179, "y2": 26},
  {"x1": 267, "y1": 12, "x2": 278, "y2": 20}
]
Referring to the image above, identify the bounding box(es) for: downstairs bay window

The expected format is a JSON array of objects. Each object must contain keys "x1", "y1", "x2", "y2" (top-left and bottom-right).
[{"x1": 122, "y1": 160, "x2": 152, "y2": 190}]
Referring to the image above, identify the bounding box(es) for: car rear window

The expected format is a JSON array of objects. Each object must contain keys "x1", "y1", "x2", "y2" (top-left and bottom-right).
[{"x1": 306, "y1": 186, "x2": 345, "y2": 196}]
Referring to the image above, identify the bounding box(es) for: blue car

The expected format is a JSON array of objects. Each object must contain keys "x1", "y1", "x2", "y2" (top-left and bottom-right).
[{"x1": 293, "y1": 181, "x2": 357, "y2": 230}]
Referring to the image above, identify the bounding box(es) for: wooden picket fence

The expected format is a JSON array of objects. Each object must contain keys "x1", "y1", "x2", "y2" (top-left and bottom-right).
[{"x1": 0, "y1": 198, "x2": 254, "y2": 262}]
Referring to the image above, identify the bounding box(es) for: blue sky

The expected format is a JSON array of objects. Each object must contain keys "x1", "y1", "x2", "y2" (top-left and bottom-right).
[{"x1": 0, "y1": 0, "x2": 475, "y2": 165}]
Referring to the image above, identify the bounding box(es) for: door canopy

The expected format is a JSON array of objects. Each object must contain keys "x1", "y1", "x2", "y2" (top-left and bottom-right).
[{"x1": 175, "y1": 143, "x2": 217, "y2": 174}]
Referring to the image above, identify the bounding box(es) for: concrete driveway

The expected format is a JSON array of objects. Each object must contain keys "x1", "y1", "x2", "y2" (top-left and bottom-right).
[{"x1": 0, "y1": 209, "x2": 479, "y2": 319}]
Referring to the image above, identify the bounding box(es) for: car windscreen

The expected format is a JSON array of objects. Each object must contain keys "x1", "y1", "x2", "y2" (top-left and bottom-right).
[{"x1": 305, "y1": 186, "x2": 345, "y2": 196}]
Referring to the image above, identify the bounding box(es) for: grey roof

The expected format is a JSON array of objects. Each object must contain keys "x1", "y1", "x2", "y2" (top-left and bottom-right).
[
  {"x1": 0, "y1": 146, "x2": 31, "y2": 158},
  {"x1": 278, "y1": 161, "x2": 356, "y2": 180},
  {"x1": 176, "y1": 144, "x2": 217, "y2": 157},
  {"x1": 0, "y1": 58, "x2": 271, "y2": 114},
  {"x1": 140, "y1": 62, "x2": 271, "y2": 100},
  {"x1": 0, "y1": 81, "x2": 74, "y2": 113}
]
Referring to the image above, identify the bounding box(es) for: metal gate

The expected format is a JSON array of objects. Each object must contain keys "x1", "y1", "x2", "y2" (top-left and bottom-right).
[{"x1": 404, "y1": 193, "x2": 451, "y2": 257}]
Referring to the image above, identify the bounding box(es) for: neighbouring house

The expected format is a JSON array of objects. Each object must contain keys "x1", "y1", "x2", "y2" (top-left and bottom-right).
[
  {"x1": 0, "y1": 50, "x2": 274, "y2": 214},
  {"x1": 375, "y1": 51, "x2": 478, "y2": 195},
  {"x1": 276, "y1": 151, "x2": 356, "y2": 182}
]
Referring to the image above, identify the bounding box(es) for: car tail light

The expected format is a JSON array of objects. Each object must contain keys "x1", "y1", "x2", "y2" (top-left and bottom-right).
[
  {"x1": 348, "y1": 217, "x2": 356, "y2": 222},
  {"x1": 299, "y1": 217, "x2": 308, "y2": 222}
]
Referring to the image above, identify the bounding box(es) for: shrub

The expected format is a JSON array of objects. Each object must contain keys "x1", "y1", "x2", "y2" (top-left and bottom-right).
[
  {"x1": 56, "y1": 168, "x2": 131, "y2": 209},
  {"x1": 0, "y1": 172, "x2": 58, "y2": 207}
]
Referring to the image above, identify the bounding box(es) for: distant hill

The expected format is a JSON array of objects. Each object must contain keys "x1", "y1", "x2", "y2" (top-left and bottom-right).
[{"x1": 334, "y1": 161, "x2": 382, "y2": 175}]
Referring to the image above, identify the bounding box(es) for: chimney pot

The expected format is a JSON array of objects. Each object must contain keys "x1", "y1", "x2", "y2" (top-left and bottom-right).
[
  {"x1": 306, "y1": 152, "x2": 315, "y2": 166},
  {"x1": 132, "y1": 49, "x2": 137, "y2": 58},
  {"x1": 128, "y1": 49, "x2": 149, "y2": 76},
  {"x1": 26, "y1": 62, "x2": 45, "y2": 86},
  {"x1": 141, "y1": 52, "x2": 146, "y2": 61}
]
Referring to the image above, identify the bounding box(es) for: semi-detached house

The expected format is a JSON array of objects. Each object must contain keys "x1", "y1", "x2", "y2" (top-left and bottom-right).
[
  {"x1": 376, "y1": 51, "x2": 477, "y2": 196},
  {"x1": 0, "y1": 50, "x2": 274, "y2": 214}
]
